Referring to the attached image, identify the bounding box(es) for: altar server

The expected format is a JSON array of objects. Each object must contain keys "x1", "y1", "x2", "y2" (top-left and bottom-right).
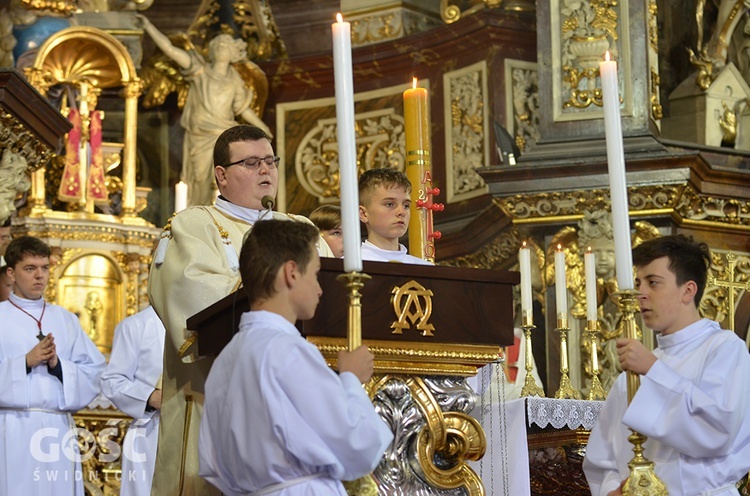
[
  {"x1": 101, "y1": 306, "x2": 165, "y2": 496},
  {"x1": 199, "y1": 220, "x2": 392, "y2": 495},
  {"x1": 583, "y1": 235, "x2": 750, "y2": 496},
  {"x1": 148, "y1": 125, "x2": 332, "y2": 495},
  {"x1": 0, "y1": 236, "x2": 106, "y2": 495}
]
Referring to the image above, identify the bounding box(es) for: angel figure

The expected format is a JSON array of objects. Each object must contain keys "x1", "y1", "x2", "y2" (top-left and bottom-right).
[{"x1": 137, "y1": 14, "x2": 272, "y2": 207}]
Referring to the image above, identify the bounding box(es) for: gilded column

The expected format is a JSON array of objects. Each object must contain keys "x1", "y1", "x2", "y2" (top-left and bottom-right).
[{"x1": 121, "y1": 79, "x2": 141, "y2": 218}]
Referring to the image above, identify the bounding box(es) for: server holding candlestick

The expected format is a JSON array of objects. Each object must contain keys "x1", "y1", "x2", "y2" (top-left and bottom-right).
[
  {"x1": 332, "y1": 15, "x2": 379, "y2": 495},
  {"x1": 584, "y1": 247, "x2": 607, "y2": 400},
  {"x1": 519, "y1": 242, "x2": 545, "y2": 397},
  {"x1": 589, "y1": 51, "x2": 667, "y2": 496},
  {"x1": 553, "y1": 245, "x2": 581, "y2": 400}
]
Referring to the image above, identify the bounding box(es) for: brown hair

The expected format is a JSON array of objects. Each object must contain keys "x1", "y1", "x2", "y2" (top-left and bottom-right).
[
  {"x1": 309, "y1": 205, "x2": 341, "y2": 231},
  {"x1": 358, "y1": 168, "x2": 411, "y2": 206},
  {"x1": 632, "y1": 234, "x2": 711, "y2": 306},
  {"x1": 239, "y1": 220, "x2": 319, "y2": 305},
  {"x1": 213, "y1": 125, "x2": 271, "y2": 168},
  {"x1": 5, "y1": 236, "x2": 51, "y2": 269}
]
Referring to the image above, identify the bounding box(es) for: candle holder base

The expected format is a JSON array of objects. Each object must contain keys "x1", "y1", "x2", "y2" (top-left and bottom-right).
[
  {"x1": 622, "y1": 430, "x2": 669, "y2": 496},
  {"x1": 587, "y1": 374, "x2": 607, "y2": 401},
  {"x1": 613, "y1": 290, "x2": 669, "y2": 495},
  {"x1": 520, "y1": 324, "x2": 545, "y2": 398},
  {"x1": 554, "y1": 371, "x2": 582, "y2": 400}
]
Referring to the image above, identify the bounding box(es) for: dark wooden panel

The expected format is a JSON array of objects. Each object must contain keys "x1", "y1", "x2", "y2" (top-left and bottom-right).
[{"x1": 189, "y1": 257, "x2": 519, "y2": 356}]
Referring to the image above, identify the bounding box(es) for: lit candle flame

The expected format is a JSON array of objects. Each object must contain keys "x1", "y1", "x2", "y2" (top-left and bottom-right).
[
  {"x1": 336, "y1": 12, "x2": 343, "y2": 23},
  {"x1": 587, "y1": 246, "x2": 592, "y2": 253},
  {"x1": 522, "y1": 241, "x2": 527, "y2": 249},
  {"x1": 557, "y1": 243, "x2": 562, "y2": 251},
  {"x1": 605, "y1": 50, "x2": 611, "y2": 62},
  {"x1": 412, "y1": 76, "x2": 417, "y2": 90}
]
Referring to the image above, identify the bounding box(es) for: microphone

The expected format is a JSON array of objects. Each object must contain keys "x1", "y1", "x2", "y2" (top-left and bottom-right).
[
  {"x1": 261, "y1": 195, "x2": 275, "y2": 211},
  {"x1": 258, "y1": 195, "x2": 275, "y2": 222}
]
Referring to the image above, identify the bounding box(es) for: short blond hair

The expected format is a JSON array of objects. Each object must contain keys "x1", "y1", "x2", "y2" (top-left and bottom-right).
[{"x1": 358, "y1": 168, "x2": 411, "y2": 206}]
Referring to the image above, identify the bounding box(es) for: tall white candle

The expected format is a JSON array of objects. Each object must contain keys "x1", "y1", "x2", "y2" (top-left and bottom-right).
[
  {"x1": 174, "y1": 181, "x2": 188, "y2": 213},
  {"x1": 332, "y1": 13, "x2": 362, "y2": 272},
  {"x1": 585, "y1": 247, "x2": 598, "y2": 321},
  {"x1": 600, "y1": 51, "x2": 634, "y2": 290},
  {"x1": 519, "y1": 242, "x2": 533, "y2": 326},
  {"x1": 554, "y1": 245, "x2": 568, "y2": 321}
]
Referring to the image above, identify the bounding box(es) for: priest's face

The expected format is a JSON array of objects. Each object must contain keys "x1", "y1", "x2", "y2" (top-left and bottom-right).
[
  {"x1": 8, "y1": 254, "x2": 50, "y2": 300},
  {"x1": 214, "y1": 138, "x2": 278, "y2": 210},
  {"x1": 635, "y1": 256, "x2": 695, "y2": 335}
]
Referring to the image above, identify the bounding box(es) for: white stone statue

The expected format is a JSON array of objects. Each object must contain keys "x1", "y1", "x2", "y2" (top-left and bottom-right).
[
  {"x1": 0, "y1": 149, "x2": 30, "y2": 222},
  {"x1": 137, "y1": 14, "x2": 272, "y2": 206}
]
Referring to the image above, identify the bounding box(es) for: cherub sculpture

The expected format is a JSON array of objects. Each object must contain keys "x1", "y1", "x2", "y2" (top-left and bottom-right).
[
  {"x1": 138, "y1": 14, "x2": 271, "y2": 207},
  {"x1": 0, "y1": 149, "x2": 30, "y2": 222}
]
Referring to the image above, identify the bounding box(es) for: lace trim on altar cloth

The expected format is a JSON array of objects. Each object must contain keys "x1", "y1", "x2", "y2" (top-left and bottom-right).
[{"x1": 526, "y1": 397, "x2": 604, "y2": 431}]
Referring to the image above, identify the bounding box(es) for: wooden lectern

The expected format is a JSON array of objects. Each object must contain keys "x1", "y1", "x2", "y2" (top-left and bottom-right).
[{"x1": 188, "y1": 258, "x2": 518, "y2": 496}]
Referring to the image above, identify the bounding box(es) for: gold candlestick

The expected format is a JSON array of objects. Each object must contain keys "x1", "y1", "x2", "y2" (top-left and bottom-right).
[
  {"x1": 520, "y1": 313, "x2": 545, "y2": 397},
  {"x1": 585, "y1": 319, "x2": 607, "y2": 401},
  {"x1": 337, "y1": 271, "x2": 378, "y2": 496},
  {"x1": 612, "y1": 290, "x2": 668, "y2": 496},
  {"x1": 554, "y1": 315, "x2": 582, "y2": 399},
  {"x1": 336, "y1": 271, "x2": 371, "y2": 351}
]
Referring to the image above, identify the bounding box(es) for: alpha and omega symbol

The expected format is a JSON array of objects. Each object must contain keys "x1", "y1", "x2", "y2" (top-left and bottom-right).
[{"x1": 390, "y1": 280, "x2": 435, "y2": 336}]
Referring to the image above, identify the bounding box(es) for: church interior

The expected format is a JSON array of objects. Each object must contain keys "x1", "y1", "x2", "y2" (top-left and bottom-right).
[{"x1": 2, "y1": 0, "x2": 750, "y2": 494}]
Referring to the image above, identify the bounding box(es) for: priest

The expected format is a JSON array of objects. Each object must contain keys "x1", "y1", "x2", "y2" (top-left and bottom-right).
[{"x1": 147, "y1": 124, "x2": 332, "y2": 495}]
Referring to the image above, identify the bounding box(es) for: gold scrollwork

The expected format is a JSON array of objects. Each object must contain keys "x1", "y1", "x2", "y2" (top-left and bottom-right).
[
  {"x1": 296, "y1": 110, "x2": 405, "y2": 203},
  {"x1": 441, "y1": 225, "x2": 522, "y2": 270},
  {"x1": 560, "y1": 0, "x2": 620, "y2": 110},
  {"x1": 390, "y1": 280, "x2": 435, "y2": 336},
  {"x1": 0, "y1": 112, "x2": 56, "y2": 172},
  {"x1": 650, "y1": 70, "x2": 663, "y2": 120},
  {"x1": 440, "y1": 0, "x2": 514, "y2": 24},
  {"x1": 408, "y1": 376, "x2": 485, "y2": 494},
  {"x1": 20, "y1": 0, "x2": 76, "y2": 15}
]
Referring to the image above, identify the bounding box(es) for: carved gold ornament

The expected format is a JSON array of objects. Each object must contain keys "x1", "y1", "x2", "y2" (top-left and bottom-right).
[
  {"x1": 390, "y1": 280, "x2": 435, "y2": 336},
  {"x1": 296, "y1": 110, "x2": 406, "y2": 203},
  {"x1": 559, "y1": 0, "x2": 620, "y2": 110},
  {"x1": 409, "y1": 376, "x2": 485, "y2": 494},
  {"x1": 445, "y1": 61, "x2": 488, "y2": 203}
]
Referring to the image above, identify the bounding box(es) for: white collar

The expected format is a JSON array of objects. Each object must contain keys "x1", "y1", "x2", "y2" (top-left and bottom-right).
[{"x1": 214, "y1": 196, "x2": 272, "y2": 224}]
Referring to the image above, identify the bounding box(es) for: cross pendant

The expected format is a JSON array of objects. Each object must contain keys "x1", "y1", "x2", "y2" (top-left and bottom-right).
[{"x1": 36, "y1": 327, "x2": 45, "y2": 341}]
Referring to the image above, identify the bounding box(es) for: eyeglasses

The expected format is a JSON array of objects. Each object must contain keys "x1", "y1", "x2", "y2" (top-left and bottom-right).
[{"x1": 222, "y1": 155, "x2": 281, "y2": 170}]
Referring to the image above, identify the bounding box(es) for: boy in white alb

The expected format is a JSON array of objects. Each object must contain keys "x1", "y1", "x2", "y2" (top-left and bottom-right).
[
  {"x1": 101, "y1": 306, "x2": 165, "y2": 496},
  {"x1": 358, "y1": 168, "x2": 433, "y2": 265},
  {"x1": 199, "y1": 220, "x2": 393, "y2": 495},
  {"x1": 0, "y1": 236, "x2": 105, "y2": 495},
  {"x1": 583, "y1": 235, "x2": 750, "y2": 496}
]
